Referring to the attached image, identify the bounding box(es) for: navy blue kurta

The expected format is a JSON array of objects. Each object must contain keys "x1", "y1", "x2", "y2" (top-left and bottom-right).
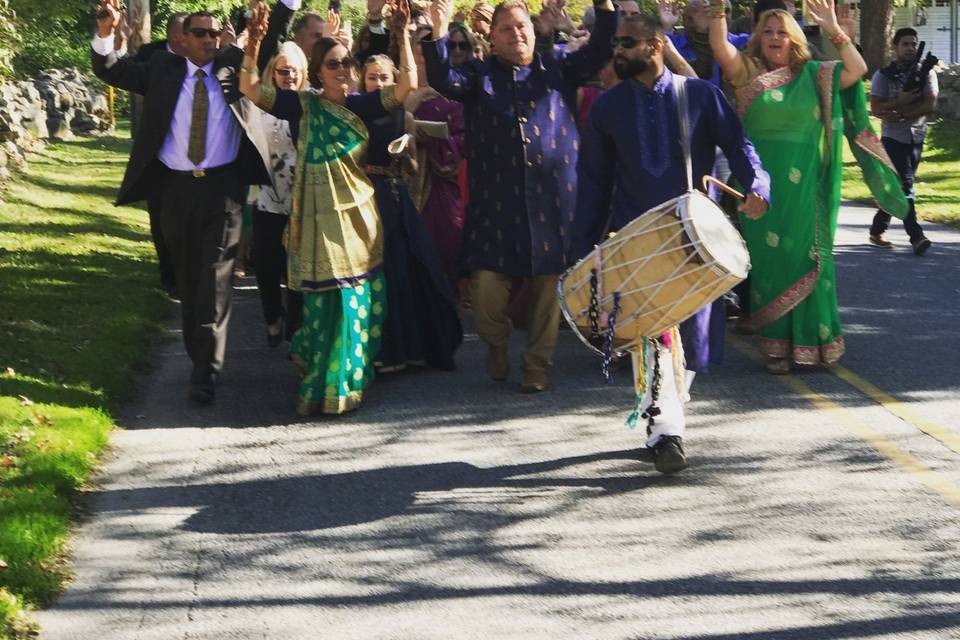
[
  {"x1": 567, "y1": 68, "x2": 771, "y2": 263},
  {"x1": 422, "y1": 9, "x2": 616, "y2": 277}
]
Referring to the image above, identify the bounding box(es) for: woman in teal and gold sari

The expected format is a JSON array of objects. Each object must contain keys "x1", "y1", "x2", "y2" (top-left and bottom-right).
[
  {"x1": 239, "y1": 2, "x2": 417, "y2": 414},
  {"x1": 709, "y1": 0, "x2": 907, "y2": 373}
]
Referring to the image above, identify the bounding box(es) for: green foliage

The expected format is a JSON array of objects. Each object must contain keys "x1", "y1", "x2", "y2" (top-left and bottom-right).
[
  {"x1": 842, "y1": 119, "x2": 960, "y2": 229},
  {"x1": 12, "y1": 22, "x2": 91, "y2": 77},
  {"x1": 0, "y1": 127, "x2": 170, "y2": 637},
  {"x1": 0, "y1": 588, "x2": 38, "y2": 640},
  {"x1": 0, "y1": 0, "x2": 19, "y2": 79}
]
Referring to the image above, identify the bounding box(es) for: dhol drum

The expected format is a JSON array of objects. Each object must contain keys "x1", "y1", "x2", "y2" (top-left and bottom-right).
[{"x1": 559, "y1": 187, "x2": 750, "y2": 356}]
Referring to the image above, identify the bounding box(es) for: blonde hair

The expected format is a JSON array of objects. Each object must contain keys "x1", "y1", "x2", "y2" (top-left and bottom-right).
[
  {"x1": 746, "y1": 9, "x2": 810, "y2": 72},
  {"x1": 262, "y1": 41, "x2": 309, "y2": 90}
]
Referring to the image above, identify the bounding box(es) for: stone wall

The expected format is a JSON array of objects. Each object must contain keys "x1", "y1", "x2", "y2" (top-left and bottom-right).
[
  {"x1": 0, "y1": 67, "x2": 111, "y2": 181},
  {"x1": 936, "y1": 64, "x2": 960, "y2": 121}
]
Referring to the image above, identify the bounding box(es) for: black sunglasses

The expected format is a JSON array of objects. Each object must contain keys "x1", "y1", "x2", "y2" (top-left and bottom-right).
[
  {"x1": 275, "y1": 68, "x2": 300, "y2": 76},
  {"x1": 610, "y1": 35, "x2": 654, "y2": 49},
  {"x1": 324, "y1": 57, "x2": 357, "y2": 70},
  {"x1": 187, "y1": 27, "x2": 222, "y2": 39},
  {"x1": 449, "y1": 40, "x2": 472, "y2": 51}
]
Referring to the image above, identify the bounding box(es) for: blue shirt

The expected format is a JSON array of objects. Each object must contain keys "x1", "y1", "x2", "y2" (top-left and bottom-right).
[
  {"x1": 669, "y1": 31, "x2": 750, "y2": 86},
  {"x1": 568, "y1": 67, "x2": 771, "y2": 262}
]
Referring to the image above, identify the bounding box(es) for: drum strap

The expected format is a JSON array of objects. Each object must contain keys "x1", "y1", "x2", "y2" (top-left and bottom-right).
[{"x1": 672, "y1": 74, "x2": 693, "y2": 193}]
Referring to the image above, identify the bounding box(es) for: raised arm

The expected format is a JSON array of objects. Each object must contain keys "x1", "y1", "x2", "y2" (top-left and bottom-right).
[
  {"x1": 707, "y1": 0, "x2": 744, "y2": 83},
  {"x1": 91, "y1": 0, "x2": 152, "y2": 93},
  {"x1": 239, "y1": 1, "x2": 269, "y2": 105},
  {"x1": 539, "y1": 0, "x2": 616, "y2": 87},
  {"x1": 355, "y1": 0, "x2": 391, "y2": 63},
  {"x1": 664, "y1": 35, "x2": 697, "y2": 78},
  {"x1": 258, "y1": 0, "x2": 299, "y2": 71},
  {"x1": 806, "y1": 0, "x2": 866, "y2": 89},
  {"x1": 391, "y1": 0, "x2": 417, "y2": 103},
  {"x1": 422, "y1": 0, "x2": 476, "y2": 100}
]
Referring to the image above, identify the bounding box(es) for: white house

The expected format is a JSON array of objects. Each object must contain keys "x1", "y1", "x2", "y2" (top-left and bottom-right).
[
  {"x1": 894, "y1": 0, "x2": 957, "y2": 64},
  {"x1": 841, "y1": 0, "x2": 957, "y2": 63}
]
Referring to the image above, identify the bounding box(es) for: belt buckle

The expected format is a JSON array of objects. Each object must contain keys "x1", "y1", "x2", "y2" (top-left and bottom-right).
[{"x1": 192, "y1": 168, "x2": 205, "y2": 178}]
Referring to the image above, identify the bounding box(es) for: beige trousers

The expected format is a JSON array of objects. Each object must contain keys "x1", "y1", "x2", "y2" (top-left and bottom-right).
[{"x1": 470, "y1": 270, "x2": 561, "y2": 373}]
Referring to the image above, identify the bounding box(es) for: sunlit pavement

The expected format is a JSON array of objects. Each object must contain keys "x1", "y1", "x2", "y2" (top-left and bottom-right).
[{"x1": 39, "y1": 203, "x2": 960, "y2": 639}]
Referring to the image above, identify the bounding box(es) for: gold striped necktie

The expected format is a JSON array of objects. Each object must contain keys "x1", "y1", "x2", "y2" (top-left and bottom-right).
[{"x1": 187, "y1": 68, "x2": 208, "y2": 167}]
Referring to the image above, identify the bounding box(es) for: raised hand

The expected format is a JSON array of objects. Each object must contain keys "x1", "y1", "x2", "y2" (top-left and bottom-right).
[
  {"x1": 429, "y1": 0, "x2": 454, "y2": 38},
  {"x1": 806, "y1": 0, "x2": 840, "y2": 36},
  {"x1": 837, "y1": 3, "x2": 856, "y2": 40},
  {"x1": 536, "y1": 0, "x2": 562, "y2": 38},
  {"x1": 113, "y1": 8, "x2": 131, "y2": 50},
  {"x1": 322, "y1": 8, "x2": 341, "y2": 37},
  {"x1": 656, "y1": 0, "x2": 681, "y2": 31},
  {"x1": 389, "y1": 0, "x2": 412, "y2": 34},
  {"x1": 95, "y1": 0, "x2": 121, "y2": 37},
  {"x1": 246, "y1": 1, "x2": 269, "y2": 43},
  {"x1": 367, "y1": 0, "x2": 388, "y2": 19},
  {"x1": 221, "y1": 18, "x2": 238, "y2": 47}
]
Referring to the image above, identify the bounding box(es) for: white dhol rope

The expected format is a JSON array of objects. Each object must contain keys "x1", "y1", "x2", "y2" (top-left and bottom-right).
[{"x1": 565, "y1": 215, "x2": 688, "y2": 296}]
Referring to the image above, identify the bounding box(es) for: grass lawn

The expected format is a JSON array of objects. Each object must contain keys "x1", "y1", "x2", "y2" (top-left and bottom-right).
[
  {"x1": 842, "y1": 118, "x2": 960, "y2": 228},
  {"x1": 0, "y1": 126, "x2": 169, "y2": 639}
]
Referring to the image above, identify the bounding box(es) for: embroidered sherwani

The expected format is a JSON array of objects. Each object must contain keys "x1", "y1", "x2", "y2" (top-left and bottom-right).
[{"x1": 422, "y1": 9, "x2": 616, "y2": 277}]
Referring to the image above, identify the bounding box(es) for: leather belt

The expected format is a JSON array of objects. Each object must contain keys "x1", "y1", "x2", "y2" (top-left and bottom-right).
[
  {"x1": 165, "y1": 163, "x2": 234, "y2": 178},
  {"x1": 365, "y1": 164, "x2": 398, "y2": 177}
]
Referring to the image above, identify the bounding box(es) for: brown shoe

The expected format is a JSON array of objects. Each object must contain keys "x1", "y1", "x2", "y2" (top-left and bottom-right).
[
  {"x1": 869, "y1": 234, "x2": 893, "y2": 248},
  {"x1": 521, "y1": 368, "x2": 549, "y2": 393},
  {"x1": 486, "y1": 345, "x2": 509, "y2": 381}
]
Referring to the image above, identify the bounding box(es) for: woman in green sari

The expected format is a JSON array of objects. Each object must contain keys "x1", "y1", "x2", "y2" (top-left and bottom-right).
[
  {"x1": 709, "y1": 0, "x2": 907, "y2": 373},
  {"x1": 239, "y1": 2, "x2": 417, "y2": 414}
]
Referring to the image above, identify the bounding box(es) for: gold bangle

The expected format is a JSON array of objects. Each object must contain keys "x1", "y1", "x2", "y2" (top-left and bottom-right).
[{"x1": 240, "y1": 66, "x2": 257, "y2": 74}]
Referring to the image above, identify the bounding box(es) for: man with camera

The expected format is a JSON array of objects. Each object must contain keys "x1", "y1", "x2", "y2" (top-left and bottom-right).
[{"x1": 869, "y1": 27, "x2": 938, "y2": 256}]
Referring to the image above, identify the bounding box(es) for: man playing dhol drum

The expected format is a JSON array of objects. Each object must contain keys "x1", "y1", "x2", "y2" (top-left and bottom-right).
[{"x1": 567, "y1": 13, "x2": 769, "y2": 474}]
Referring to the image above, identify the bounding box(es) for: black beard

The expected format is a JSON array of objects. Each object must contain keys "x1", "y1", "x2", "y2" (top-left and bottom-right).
[{"x1": 613, "y1": 56, "x2": 649, "y2": 79}]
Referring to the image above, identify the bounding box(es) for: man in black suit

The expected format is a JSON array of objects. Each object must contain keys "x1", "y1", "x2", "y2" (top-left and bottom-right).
[{"x1": 92, "y1": 0, "x2": 271, "y2": 404}]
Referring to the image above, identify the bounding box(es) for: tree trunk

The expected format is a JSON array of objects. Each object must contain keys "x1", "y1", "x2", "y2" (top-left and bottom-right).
[
  {"x1": 128, "y1": 0, "x2": 150, "y2": 137},
  {"x1": 859, "y1": 0, "x2": 896, "y2": 74}
]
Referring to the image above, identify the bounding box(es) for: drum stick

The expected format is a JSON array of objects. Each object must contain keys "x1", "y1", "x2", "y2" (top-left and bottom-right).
[{"x1": 702, "y1": 175, "x2": 745, "y2": 201}]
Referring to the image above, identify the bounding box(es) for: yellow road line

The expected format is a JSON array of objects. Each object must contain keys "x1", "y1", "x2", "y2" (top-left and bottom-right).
[
  {"x1": 826, "y1": 363, "x2": 960, "y2": 455},
  {"x1": 728, "y1": 335, "x2": 960, "y2": 510}
]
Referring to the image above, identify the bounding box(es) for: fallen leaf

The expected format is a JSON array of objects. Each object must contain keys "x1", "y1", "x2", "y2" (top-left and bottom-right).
[
  {"x1": 0, "y1": 455, "x2": 17, "y2": 468},
  {"x1": 18, "y1": 395, "x2": 33, "y2": 406},
  {"x1": 29, "y1": 413, "x2": 51, "y2": 427}
]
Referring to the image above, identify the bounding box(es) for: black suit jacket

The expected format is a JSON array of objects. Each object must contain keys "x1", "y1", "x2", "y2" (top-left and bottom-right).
[
  {"x1": 132, "y1": 39, "x2": 169, "y2": 63},
  {"x1": 92, "y1": 45, "x2": 272, "y2": 205}
]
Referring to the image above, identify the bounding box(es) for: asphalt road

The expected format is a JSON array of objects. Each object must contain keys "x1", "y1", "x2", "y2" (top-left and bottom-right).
[{"x1": 39, "y1": 203, "x2": 960, "y2": 639}]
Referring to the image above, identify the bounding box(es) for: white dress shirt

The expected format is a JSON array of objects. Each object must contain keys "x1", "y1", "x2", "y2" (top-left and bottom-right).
[{"x1": 92, "y1": 35, "x2": 242, "y2": 171}]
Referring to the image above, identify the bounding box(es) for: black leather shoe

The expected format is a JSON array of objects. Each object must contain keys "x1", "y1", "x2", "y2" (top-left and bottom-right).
[
  {"x1": 188, "y1": 376, "x2": 216, "y2": 404},
  {"x1": 651, "y1": 436, "x2": 688, "y2": 475},
  {"x1": 266, "y1": 319, "x2": 284, "y2": 348}
]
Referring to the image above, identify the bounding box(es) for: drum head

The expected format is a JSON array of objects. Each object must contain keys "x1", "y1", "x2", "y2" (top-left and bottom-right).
[{"x1": 684, "y1": 191, "x2": 750, "y2": 279}]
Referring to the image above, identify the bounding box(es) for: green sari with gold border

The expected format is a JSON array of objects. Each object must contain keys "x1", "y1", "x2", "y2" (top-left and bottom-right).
[
  {"x1": 737, "y1": 60, "x2": 907, "y2": 365},
  {"x1": 257, "y1": 87, "x2": 400, "y2": 414}
]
